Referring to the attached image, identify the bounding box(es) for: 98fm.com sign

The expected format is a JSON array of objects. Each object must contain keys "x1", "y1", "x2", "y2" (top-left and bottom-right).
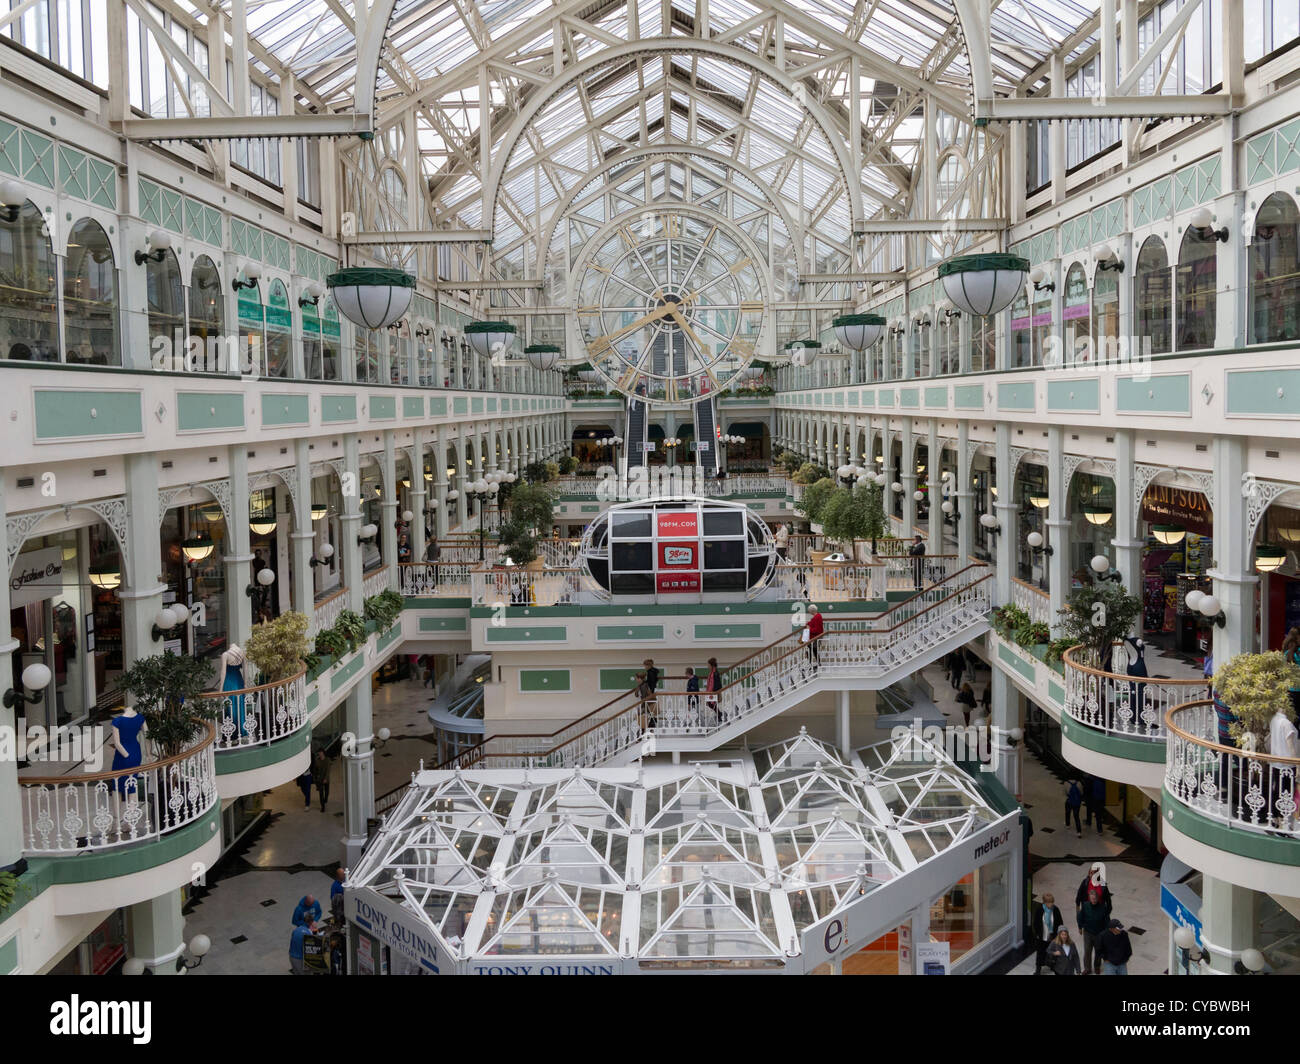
[{"x1": 656, "y1": 541, "x2": 700, "y2": 592}]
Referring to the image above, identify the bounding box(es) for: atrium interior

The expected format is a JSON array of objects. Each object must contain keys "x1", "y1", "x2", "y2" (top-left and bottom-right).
[{"x1": 0, "y1": 0, "x2": 1296, "y2": 984}]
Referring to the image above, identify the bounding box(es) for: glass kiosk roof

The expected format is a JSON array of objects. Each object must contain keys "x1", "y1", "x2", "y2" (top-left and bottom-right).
[{"x1": 345, "y1": 730, "x2": 1013, "y2": 974}]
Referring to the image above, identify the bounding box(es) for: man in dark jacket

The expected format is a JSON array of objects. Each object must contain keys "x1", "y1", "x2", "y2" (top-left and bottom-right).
[
  {"x1": 1031, "y1": 893, "x2": 1065, "y2": 975},
  {"x1": 908, "y1": 533, "x2": 926, "y2": 590},
  {"x1": 1078, "y1": 882, "x2": 1113, "y2": 975},
  {"x1": 1083, "y1": 774, "x2": 1106, "y2": 834},
  {"x1": 1096, "y1": 919, "x2": 1133, "y2": 975}
]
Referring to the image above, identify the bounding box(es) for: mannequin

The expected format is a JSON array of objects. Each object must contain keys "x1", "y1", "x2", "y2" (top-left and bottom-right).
[
  {"x1": 108, "y1": 706, "x2": 147, "y2": 796},
  {"x1": 219, "y1": 644, "x2": 247, "y2": 738},
  {"x1": 1123, "y1": 637, "x2": 1149, "y2": 728}
]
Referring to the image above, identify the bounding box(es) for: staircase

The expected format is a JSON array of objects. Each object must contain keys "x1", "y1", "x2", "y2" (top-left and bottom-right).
[
  {"x1": 694, "y1": 395, "x2": 719, "y2": 477},
  {"x1": 438, "y1": 564, "x2": 993, "y2": 771},
  {"x1": 624, "y1": 396, "x2": 647, "y2": 475}
]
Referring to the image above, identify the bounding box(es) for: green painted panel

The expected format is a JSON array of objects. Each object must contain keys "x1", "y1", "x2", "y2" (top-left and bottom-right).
[
  {"x1": 403, "y1": 396, "x2": 424, "y2": 418},
  {"x1": 0, "y1": 120, "x2": 19, "y2": 176},
  {"x1": 580, "y1": 505, "x2": 601, "y2": 513},
  {"x1": 693, "y1": 623, "x2": 763, "y2": 639},
  {"x1": 860, "y1": 390, "x2": 875, "y2": 407},
  {"x1": 44, "y1": 806, "x2": 220, "y2": 885},
  {"x1": 997, "y1": 642, "x2": 1036, "y2": 684},
  {"x1": 878, "y1": 388, "x2": 895, "y2": 408},
  {"x1": 369, "y1": 395, "x2": 397, "y2": 420},
  {"x1": 1048, "y1": 680, "x2": 1065, "y2": 705},
  {"x1": 1046, "y1": 378, "x2": 1099, "y2": 412},
  {"x1": 430, "y1": 396, "x2": 448, "y2": 416},
  {"x1": 834, "y1": 392, "x2": 844, "y2": 407},
  {"x1": 520, "y1": 669, "x2": 570, "y2": 692},
  {"x1": 600, "y1": 668, "x2": 643, "y2": 691},
  {"x1": 453, "y1": 397, "x2": 469, "y2": 415},
  {"x1": 215, "y1": 724, "x2": 309, "y2": 774},
  {"x1": 471, "y1": 397, "x2": 484, "y2": 414},
  {"x1": 1226, "y1": 369, "x2": 1300, "y2": 417},
  {"x1": 899, "y1": 387, "x2": 919, "y2": 408},
  {"x1": 176, "y1": 391, "x2": 244, "y2": 431},
  {"x1": 20, "y1": 130, "x2": 53, "y2": 187},
  {"x1": 262, "y1": 393, "x2": 310, "y2": 427},
  {"x1": 997, "y1": 381, "x2": 1035, "y2": 411},
  {"x1": 418, "y1": 616, "x2": 468, "y2": 632},
  {"x1": 331, "y1": 650, "x2": 368, "y2": 690},
  {"x1": 597, "y1": 625, "x2": 665, "y2": 641},
  {"x1": 87, "y1": 157, "x2": 116, "y2": 209},
  {"x1": 1060, "y1": 714, "x2": 1165, "y2": 763},
  {"x1": 486, "y1": 626, "x2": 567, "y2": 642},
  {"x1": 34, "y1": 389, "x2": 142, "y2": 440},
  {"x1": 322, "y1": 395, "x2": 357, "y2": 422},
  {"x1": 847, "y1": 392, "x2": 858, "y2": 406},
  {"x1": 487, "y1": 398, "x2": 497, "y2": 412},
  {"x1": 0, "y1": 934, "x2": 17, "y2": 973},
  {"x1": 1115, "y1": 373, "x2": 1190, "y2": 415},
  {"x1": 953, "y1": 384, "x2": 983, "y2": 409},
  {"x1": 1163, "y1": 787, "x2": 1300, "y2": 863},
  {"x1": 924, "y1": 386, "x2": 947, "y2": 408}
]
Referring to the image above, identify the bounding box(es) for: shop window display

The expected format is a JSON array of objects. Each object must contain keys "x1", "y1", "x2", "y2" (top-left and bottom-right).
[
  {"x1": 0, "y1": 200, "x2": 57, "y2": 361},
  {"x1": 1250, "y1": 192, "x2": 1300, "y2": 344},
  {"x1": 63, "y1": 218, "x2": 120, "y2": 366}
]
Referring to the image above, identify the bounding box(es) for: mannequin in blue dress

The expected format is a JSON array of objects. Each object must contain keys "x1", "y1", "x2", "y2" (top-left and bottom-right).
[
  {"x1": 1124, "y1": 637, "x2": 1149, "y2": 725},
  {"x1": 109, "y1": 708, "x2": 147, "y2": 796},
  {"x1": 220, "y1": 645, "x2": 247, "y2": 738}
]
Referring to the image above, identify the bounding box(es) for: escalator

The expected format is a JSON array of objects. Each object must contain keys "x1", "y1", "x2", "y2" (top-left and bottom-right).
[
  {"x1": 694, "y1": 394, "x2": 719, "y2": 478},
  {"x1": 624, "y1": 396, "x2": 647, "y2": 476}
]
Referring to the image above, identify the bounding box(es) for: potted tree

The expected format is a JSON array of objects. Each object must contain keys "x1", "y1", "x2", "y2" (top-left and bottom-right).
[
  {"x1": 118, "y1": 652, "x2": 218, "y2": 758},
  {"x1": 1213, "y1": 652, "x2": 1300, "y2": 751},
  {"x1": 1054, "y1": 583, "x2": 1143, "y2": 672},
  {"x1": 796, "y1": 478, "x2": 838, "y2": 565},
  {"x1": 245, "y1": 611, "x2": 310, "y2": 682},
  {"x1": 504, "y1": 481, "x2": 557, "y2": 571}
]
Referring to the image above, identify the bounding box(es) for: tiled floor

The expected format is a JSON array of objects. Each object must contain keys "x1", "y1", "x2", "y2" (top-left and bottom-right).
[
  {"x1": 185, "y1": 671, "x2": 443, "y2": 976},
  {"x1": 186, "y1": 659, "x2": 1169, "y2": 975}
]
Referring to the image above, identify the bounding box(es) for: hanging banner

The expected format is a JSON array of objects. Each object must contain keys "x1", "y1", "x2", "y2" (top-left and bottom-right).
[
  {"x1": 1140, "y1": 484, "x2": 1213, "y2": 538},
  {"x1": 10, "y1": 546, "x2": 64, "y2": 609},
  {"x1": 655, "y1": 511, "x2": 700, "y2": 594}
]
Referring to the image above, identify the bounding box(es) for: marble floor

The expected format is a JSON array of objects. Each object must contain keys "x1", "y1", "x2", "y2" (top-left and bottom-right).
[{"x1": 184, "y1": 657, "x2": 1170, "y2": 976}]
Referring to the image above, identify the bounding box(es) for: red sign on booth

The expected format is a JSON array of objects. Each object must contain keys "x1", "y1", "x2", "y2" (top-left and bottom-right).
[{"x1": 656, "y1": 511, "x2": 700, "y2": 593}]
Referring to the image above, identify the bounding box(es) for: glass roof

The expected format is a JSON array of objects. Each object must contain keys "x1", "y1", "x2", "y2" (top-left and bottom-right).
[{"x1": 348, "y1": 729, "x2": 1004, "y2": 970}]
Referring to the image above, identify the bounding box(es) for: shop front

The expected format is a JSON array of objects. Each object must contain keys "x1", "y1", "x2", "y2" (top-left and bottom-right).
[{"x1": 1137, "y1": 483, "x2": 1213, "y2": 660}]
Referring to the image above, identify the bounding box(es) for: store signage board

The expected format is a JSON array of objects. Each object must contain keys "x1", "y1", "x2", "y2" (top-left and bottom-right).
[
  {"x1": 1160, "y1": 884, "x2": 1203, "y2": 948},
  {"x1": 346, "y1": 888, "x2": 447, "y2": 974},
  {"x1": 917, "y1": 940, "x2": 950, "y2": 975},
  {"x1": 10, "y1": 546, "x2": 64, "y2": 609},
  {"x1": 655, "y1": 512, "x2": 701, "y2": 594},
  {"x1": 1140, "y1": 485, "x2": 1212, "y2": 538},
  {"x1": 799, "y1": 810, "x2": 1019, "y2": 972}
]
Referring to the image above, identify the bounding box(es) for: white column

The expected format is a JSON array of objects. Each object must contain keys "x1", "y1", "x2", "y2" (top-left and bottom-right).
[
  {"x1": 837, "y1": 689, "x2": 851, "y2": 759},
  {"x1": 901, "y1": 417, "x2": 916, "y2": 538},
  {"x1": 225, "y1": 446, "x2": 254, "y2": 645},
  {"x1": 1211, "y1": 435, "x2": 1256, "y2": 661},
  {"x1": 380, "y1": 432, "x2": 399, "y2": 588},
  {"x1": 408, "y1": 433, "x2": 427, "y2": 564},
  {"x1": 292, "y1": 442, "x2": 315, "y2": 623},
  {"x1": 1046, "y1": 427, "x2": 1070, "y2": 633},
  {"x1": 990, "y1": 668, "x2": 1021, "y2": 796},
  {"x1": 1112, "y1": 429, "x2": 1142, "y2": 601},
  {"x1": 342, "y1": 683, "x2": 375, "y2": 868},
  {"x1": 0, "y1": 475, "x2": 21, "y2": 864},
  {"x1": 957, "y1": 421, "x2": 974, "y2": 563},
  {"x1": 342, "y1": 434, "x2": 364, "y2": 614},
  {"x1": 994, "y1": 424, "x2": 1016, "y2": 605},
  {"x1": 127, "y1": 892, "x2": 186, "y2": 975}
]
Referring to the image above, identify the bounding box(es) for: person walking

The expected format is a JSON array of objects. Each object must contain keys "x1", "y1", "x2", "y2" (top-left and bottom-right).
[
  {"x1": 634, "y1": 671, "x2": 654, "y2": 731},
  {"x1": 1078, "y1": 877, "x2": 1113, "y2": 975},
  {"x1": 685, "y1": 667, "x2": 700, "y2": 724},
  {"x1": 289, "y1": 922, "x2": 311, "y2": 975},
  {"x1": 1083, "y1": 774, "x2": 1106, "y2": 834},
  {"x1": 907, "y1": 533, "x2": 926, "y2": 591},
  {"x1": 312, "y1": 745, "x2": 332, "y2": 812},
  {"x1": 642, "y1": 659, "x2": 660, "y2": 695},
  {"x1": 805, "y1": 605, "x2": 824, "y2": 665},
  {"x1": 296, "y1": 765, "x2": 314, "y2": 810},
  {"x1": 1097, "y1": 919, "x2": 1133, "y2": 975},
  {"x1": 1046, "y1": 928, "x2": 1081, "y2": 975},
  {"x1": 948, "y1": 650, "x2": 965, "y2": 691},
  {"x1": 1031, "y1": 893, "x2": 1065, "y2": 975},
  {"x1": 330, "y1": 867, "x2": 347, "y2": 920},
  {"x1": 955, "y1": 682, "x2": 977, "y2": 726},
  {"x1": 1065, "y1": 779, "x2": 1083, "y2": 837},
  {"x1": 705, "y1": 657, "x2": 722, "y2": 723}
]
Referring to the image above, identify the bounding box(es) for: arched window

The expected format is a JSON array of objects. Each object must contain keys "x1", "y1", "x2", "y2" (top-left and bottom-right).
[
  {"x1": 188, "y1": 255, "x2": 223, "y2": 368},
  {"x1": 64, "y1": 218, "x2": 119, "y2": 366},
  {"x1": 1031, "y1": 279, "x2": 1053, "y2": 366},
  {"x1": 0, "y1": 200, "x2": 57, "y2": 361},
  {"x1": 145, "y1": 245, "x2": 184, "y2": 354},
  {"x1": 264, "y1": 279, "x2": 291, "y2": 378},
  {"x1": 321, "y1": 299, "x2": 340, "y2": 380},
  {"x1": 1135, "y1": 237, "x2": 1171, "y2": 355},
  {"x1": 1176, "y1": 227, "x2": 1217, "y2": 350},
  {"x1": 1062, "y1": 263, "x2": 1090, "y2": 366},
  {"x1": 1250, "y1": 192, "x2": 1300, "y2": 344},
  {"x1": 912, "y1": 316, "x2": 930, "y2": 377},
  {"x1": 1093, "y1": 266, "x2": 1119, "y2": 362},
  {"x1": 937, "y1": 310, "x2": 958, "y2": 374},
  {"x1": 302, "y1": 290, "x2": 323, "y2": 379}
]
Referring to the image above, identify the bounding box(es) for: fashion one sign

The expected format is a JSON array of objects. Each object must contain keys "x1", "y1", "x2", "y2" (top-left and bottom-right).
[{"x1": 11, "y1": 546, "x2": 64, "y2": 609}]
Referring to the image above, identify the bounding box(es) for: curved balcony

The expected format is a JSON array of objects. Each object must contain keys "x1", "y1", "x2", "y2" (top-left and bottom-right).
[
  {"x1": 19, "y1": 723, "x2": 218, "y2": 856},
  {"x1": 1061, "y1": 646, "x2": 1202, "y2": 788},
  {"x1": 193, "y1": 667, "x2": 309, "y2": 753},
  {"x1": 1162, "y1": 699, "x2": 1300, "y2": 895}
]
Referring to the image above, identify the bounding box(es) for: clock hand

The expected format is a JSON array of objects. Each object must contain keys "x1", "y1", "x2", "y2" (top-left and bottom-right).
[
  {"x1": 667, "y1": 306, "x2": 710, "y2": 360},
  {"x1": 587, "y1": 300, "x2": 677, "y2": 349}
]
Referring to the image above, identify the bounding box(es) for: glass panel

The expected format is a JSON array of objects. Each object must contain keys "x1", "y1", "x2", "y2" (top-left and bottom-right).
[
  {"x1": 0, "y1": 202, "x2": 57, "y2": 361},
  {"x1": 64, "y1": 218, "x2": 119, "y2": 366}
]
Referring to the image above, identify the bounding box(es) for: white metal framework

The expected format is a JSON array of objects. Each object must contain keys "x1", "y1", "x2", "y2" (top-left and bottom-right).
[{"x1": 346, "y1": 730, "x2": 1005, "y2": 973}]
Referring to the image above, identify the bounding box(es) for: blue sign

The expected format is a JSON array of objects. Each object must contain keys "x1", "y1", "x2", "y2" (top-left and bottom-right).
[{"x1": 1160, "y1": 883, "x2": 1203, "y2": 947}]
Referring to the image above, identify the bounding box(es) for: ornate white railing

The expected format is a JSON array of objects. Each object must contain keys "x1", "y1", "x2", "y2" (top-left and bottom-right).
[
  {"x1": 447, "y1": 565, "x2": 993, "y2": 769},
  {"x1": 1165, "y1": 699, "x2": 1300, "y2": 836},
  {"x1": 398, "y1": 562, "x2": 475, "y2": 596},
  {"x1": 363, "y1": 567, "x2": 395, "y2": 599},
  {"x1": 554, "y1": 476, "x2": 601, "y2": 497},
  {"x1": 1062, "y1": 647, "x2": 1199, "y2": 740},
  {"x1": 194, "y1": 668, "x2": 309, "y2": 751},
  {"x1": 19, "y1": 723, "x2": 218, "y2": 854},
  {"x1": 310, "y1": 587, "x2": 349, "y2": 634},
  {"x1": 436, "y1": 543, "x2": 499, "y2": 565},
  {"x1": 768, "y1": 563, "x2": 884, "y2": 601},
  {"x1": 879, "y1": 554, "x2": 961, "y2": 592},
  {"x1": 470, "y1": 568, "x2": 599, "y2": 607},
  {"x1": 703, "y1": 474, "x2": 785, "y2": 496},
  {"x1": 1010, "y1": 577, "x2": 1052, "y2": 625},
  {"x1": 537, "y1": 538, "x2": 582, "y2": 568}
]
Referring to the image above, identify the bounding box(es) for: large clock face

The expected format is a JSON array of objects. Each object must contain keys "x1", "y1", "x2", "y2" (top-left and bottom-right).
[{"x1": 574, "y1": 210, "x2": 766, "y2": 406}]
